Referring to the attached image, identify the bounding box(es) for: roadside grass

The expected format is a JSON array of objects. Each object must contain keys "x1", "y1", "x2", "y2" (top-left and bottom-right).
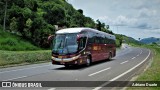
[
  {"x1": 127, "y1": 44, "x2": 160, "y2": 90},
  {"x1": 0, "y1": 29, "x2": 40, "y2": 51},
  {"x1": 0, "y1": 50, "x2": 51, "y2": 68}
]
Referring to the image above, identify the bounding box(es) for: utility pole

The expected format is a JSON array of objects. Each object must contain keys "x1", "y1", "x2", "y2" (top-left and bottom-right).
[{"x1": 3, "y1": 0, "x2": 8, "y2": 32}]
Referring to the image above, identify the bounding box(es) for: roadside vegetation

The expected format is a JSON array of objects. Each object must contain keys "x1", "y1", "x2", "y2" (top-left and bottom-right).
[
  {"x1": 0, "y1": 50, "x2": 51, "y2": 67},
  {"x1": 0, "y1": 29, "x2": 40, "y2": 51},
  {"x1": 0, "y1": 28, "x2": 51, "y2": 67},
  {"x1": 0, "y1": 0, "x2": 112, "y2": 48},
  {"x1": 128, "y1": 44, "x2": 160, "y2": 90}
]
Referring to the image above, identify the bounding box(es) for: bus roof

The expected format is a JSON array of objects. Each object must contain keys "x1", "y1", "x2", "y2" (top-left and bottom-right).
[
  {"x1": 56, "y1": 28, "x2": 88, "y2": 34},
  {"x1": 56, "y1": 27, "x2": 116, "y2": 40}
]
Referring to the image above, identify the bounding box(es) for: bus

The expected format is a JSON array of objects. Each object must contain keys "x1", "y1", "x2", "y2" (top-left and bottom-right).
[{"x1": 50, "y1": 28, "x2": 116, "y2": 67}]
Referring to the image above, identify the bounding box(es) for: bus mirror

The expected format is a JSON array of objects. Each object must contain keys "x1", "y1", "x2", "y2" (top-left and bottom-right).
[
  {"x1": 77, "y1": 34, "x2": 84, "y2": 42},
  {"x1": 77, "y1": 35, "x2": 81, "y2": 42},
  {"x1": 48, "y1": 35, "x2": 54, "y2": 44}
]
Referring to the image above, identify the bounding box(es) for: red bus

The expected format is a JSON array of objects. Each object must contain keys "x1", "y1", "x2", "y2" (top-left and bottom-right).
[{"x1": 51, "y1": 28, "x2": 116, "y2": 67}]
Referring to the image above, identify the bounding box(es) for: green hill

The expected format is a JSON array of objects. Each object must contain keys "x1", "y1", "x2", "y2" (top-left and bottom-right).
[
  {"x1": 122, "y1": 35, "x2": 140, "y2": 45},
  {"x1": 0, "y1": 0, "x2": 96, "y2": 48},
  {"x1": 0, "y1": 0, "x2": 126, "y2": 50}
]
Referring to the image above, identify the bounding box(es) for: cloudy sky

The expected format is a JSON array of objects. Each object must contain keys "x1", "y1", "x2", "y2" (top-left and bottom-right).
[{"x1": 68, "y1": 0, "x2": 160, "y2": 40}]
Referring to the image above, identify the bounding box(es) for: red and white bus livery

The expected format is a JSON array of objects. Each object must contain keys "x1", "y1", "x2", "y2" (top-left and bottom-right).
[{"x1": 51, "y1": 28, "x2": 116, "y2": 67}]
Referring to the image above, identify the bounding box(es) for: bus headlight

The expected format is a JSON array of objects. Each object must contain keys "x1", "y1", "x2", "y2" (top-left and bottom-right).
[{"x1": 51, "y1": 56, "x2": 55, "y2": 60}]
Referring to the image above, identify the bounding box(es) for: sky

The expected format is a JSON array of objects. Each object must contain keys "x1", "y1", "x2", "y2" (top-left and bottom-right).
[{"x1": 67, "y1": 0, "x2": 160, "y2": 40}]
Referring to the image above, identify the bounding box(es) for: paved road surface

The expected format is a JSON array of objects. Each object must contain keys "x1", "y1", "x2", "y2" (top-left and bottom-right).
[{"x1": 0, "y1": 44, "x2": 152, "y2": 90}]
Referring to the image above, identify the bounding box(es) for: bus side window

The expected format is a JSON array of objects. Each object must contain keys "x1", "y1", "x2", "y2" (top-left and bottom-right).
[
  {"x1": 78, "y1": 37, "x2": 87, "y2": 50},
  {"x1": 88, "y1": 32, "x2": 95, "y2": 44}
]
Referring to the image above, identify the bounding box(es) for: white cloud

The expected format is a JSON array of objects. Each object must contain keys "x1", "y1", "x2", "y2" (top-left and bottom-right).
[
  {"x1": 138, "y1": 8, "x2": 157, "y2": 18},
  {"x1": 98, "y1": 12, "x2": 160, "y2": 30},
  {"x1": 98, "y1": 15, "x2": 137, "y2": 26},
  {"x1": 68, "y1": 0, "x2": 160, "y2": 39},
  {"x1": 115, "y1": 15, "x2": 137, "y2": 26},
  {"x1": 145, "y1": 29, "x2": 160, "y2": 33},
  {"x1": 98, "y1": 16, "x2": 109, "y2": 21}
]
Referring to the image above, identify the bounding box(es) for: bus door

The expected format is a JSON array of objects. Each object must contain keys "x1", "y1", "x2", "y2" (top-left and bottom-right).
[{"x1": 77, "y1": 34, "x2": 87, "y2": 63}]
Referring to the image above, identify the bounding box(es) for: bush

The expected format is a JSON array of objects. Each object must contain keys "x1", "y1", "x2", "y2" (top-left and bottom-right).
[
  {"x1": 0, "y1": 31, "x2": 40, "y2": 51},
  {"x1": 0, "y1": 50, "x2": 51, "y2": 66},
  {"x1": 116, "y1": 39, "x2": 121, "y2": 47}
]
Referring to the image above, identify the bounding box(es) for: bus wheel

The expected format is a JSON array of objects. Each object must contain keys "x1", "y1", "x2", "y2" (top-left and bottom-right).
[
  {"x1": 86, "y1": 56, "x2": 91, "y2": 66},
  {"x1": 109, "y1": 53, "x2": 112, "y2": 60},
  {"x1": 64, "y1": 64, "x2": 70, "y2": 67}
]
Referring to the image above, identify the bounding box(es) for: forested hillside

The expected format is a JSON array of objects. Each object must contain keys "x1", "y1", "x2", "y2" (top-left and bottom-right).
[{"x1": 0, "y1": 0, "x2": 118, "y2": 49}]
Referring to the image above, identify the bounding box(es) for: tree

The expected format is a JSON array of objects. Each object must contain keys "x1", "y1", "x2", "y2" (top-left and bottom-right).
[
  {"x1": 24, "y1": 0, "x2": 38, "y2": 11},
  {"x1": 106, "y1": 25, "x2": 109, "y2": 29},
  {"x1": 138, "y1": 38, "x2": 141, "y2": 41},
  {"x1": 9, "y1": 17, "x2": 18, "y2": 33},
  {"x1": 43, "y1": 2, "x2": 66, "y2": 25},
  {"x1": 26, "y1": 18, "x2": 32, "y2": 28},
  {"x1": 77, "y1": 9, "x2": 83, "y2": 14},
  {"x1": 84, "y1": 17, "x2": 95, "y2": 28},
  {"x1": 96, "y1": 19, "x2": 101, "y2": 31},
  {"x1": 0, "y1": 0, "x2": 98, "y2": 48},
  {"x1": 3, "y1": 0, "x2": 8, "y2": 31}
]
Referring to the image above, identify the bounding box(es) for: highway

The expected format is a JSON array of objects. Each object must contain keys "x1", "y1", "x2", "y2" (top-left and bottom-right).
[{"x1": 0, "y1": 44, "x2": 152, "y2": 90}]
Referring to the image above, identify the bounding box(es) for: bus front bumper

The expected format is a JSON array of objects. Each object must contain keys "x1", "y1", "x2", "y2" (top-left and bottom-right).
[{"x1": 51, "y1": 54, "x2": 81, "y2": 65}]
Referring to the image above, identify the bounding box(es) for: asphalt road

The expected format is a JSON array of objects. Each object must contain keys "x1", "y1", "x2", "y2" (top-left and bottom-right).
[{"x1": 0, "y1": 44, "x2": 152, "y2": 90}]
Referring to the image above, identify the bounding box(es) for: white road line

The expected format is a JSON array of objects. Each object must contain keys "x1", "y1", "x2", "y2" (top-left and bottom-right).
[
  {"x1": 120, "y1": 60, "x2": 128, "y2": 64},
  {"x1": 2, "y1": 76, "x2": 27, "y2": 81},
  {"x1": 88, "y1": 67, "x2": 111, "y2": 76},
  {"x1": 140, "y1": 50, "x2": 143, "y2": 54},
  {"x1": 0, "y1": 64, "x2": 49, "y2": 74},
  {"x1": 132, "y1": 57, "x2": 136, "y2": 59},
  {"x1": 48, "y1": 88, "x2": 56, "y2": 90},
  {"x1": 92, "y1": 50, "x2": 151, "y2": 90}
]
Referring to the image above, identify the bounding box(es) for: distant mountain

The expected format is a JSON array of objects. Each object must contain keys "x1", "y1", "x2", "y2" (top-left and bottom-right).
[
  {"x1": 140, "y1": 37, "x2": 160, "y2": 44},
  {"x1": 120, "y1": 35, "x2": 140, "y2": 45},
  {"x1": 157, "y1": 40, "x2": 160, "y2": 44}
]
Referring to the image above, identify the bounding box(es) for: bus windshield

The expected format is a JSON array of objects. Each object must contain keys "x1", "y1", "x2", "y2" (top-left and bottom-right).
[{"x1": 52, "y1": 33, "x2": 78, "y2": 55}]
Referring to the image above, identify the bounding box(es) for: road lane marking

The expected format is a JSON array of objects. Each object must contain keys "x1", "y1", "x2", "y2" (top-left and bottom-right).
[
  {"x1": 93, "y1": 50, "x2": 151, "y2": 90},
  {"x1": 48, "y1": 88, "x2": 56, "y2": 90},
  {"x1": 2, "y1": 76, "x2": 27, "y2": 81},
  {"x1": 132, "y1": 57, "x2": 136, "y2": 59},
  {"x1": 120, "y1": 60, "x2": 128, "y2": 64},
  {"x1": 88, "y1": 67, "x2": 111, "y2": 76},
  {"x1": 137, "y1": 54, "x2": 139, "y2": 56},
  {"x1": 0, "y1": 64, "x2": 49, "y2": 74},
  {"x1": 140, "y1": 50, "x2": 143, "y2": 54}
]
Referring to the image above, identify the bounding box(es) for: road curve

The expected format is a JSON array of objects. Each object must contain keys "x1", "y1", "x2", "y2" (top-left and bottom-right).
[{"x1": 0, "y1": 45, "x2": 152, "y2": 90}]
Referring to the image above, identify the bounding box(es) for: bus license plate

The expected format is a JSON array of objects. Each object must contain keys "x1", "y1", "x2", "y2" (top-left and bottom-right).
[
  {"x1": 58, "y1": 56, "x2": 62, "y2": 59},
  {"x1": 61, "y1": 62, "x2": 64, "y2": 64}
]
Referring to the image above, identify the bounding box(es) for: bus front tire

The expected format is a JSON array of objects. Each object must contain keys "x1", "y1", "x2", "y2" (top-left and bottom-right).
[
  {"x1": 108, "y1": 52, "x2": 112, "y2": 60},
  {"x1": 64, "y1": 64, "x2": 70, "y2": 67},
  {"x1": 86, "y1": 56, "x2": 91, "y2": 66}
]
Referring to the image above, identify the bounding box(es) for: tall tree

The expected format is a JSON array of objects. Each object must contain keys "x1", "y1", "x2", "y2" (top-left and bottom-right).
[
  {"x1": 96, "y1": 19, "x2": 101, "y2": 31},
  {"x1": 3, "y1": 0, "x2": 8, "y2": 31},
  {"x1": 77, "y1": 9, "x2": 83, "y2": 14}
]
